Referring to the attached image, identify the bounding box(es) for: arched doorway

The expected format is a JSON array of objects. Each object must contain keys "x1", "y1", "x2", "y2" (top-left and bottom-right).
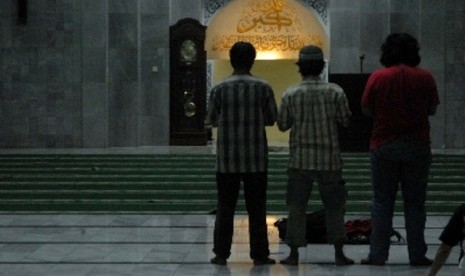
[{"x1": 204, "y1": 0, "x2": 329, "y2": 146}]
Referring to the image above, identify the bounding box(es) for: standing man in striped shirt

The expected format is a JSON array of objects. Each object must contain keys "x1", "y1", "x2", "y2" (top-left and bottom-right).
[
  {"x1": 277, "y1": 45, "x2": 353, "y2": 266},
  {"x1": 207, "y1": 41, "x2": 278, "y2": 266}
]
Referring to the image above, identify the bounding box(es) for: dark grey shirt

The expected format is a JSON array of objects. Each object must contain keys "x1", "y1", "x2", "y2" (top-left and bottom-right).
[{"x1": 207, "y1": 74, "x2": 277, "y2": 173}]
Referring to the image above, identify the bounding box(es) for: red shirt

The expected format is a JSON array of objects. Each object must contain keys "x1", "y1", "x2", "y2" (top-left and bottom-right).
[{"x1": 361, "y1": 64, "x2": 439, "y2": 150}]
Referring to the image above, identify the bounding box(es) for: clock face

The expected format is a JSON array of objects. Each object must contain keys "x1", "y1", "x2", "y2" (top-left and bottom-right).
[{"x1": 180, "y1": 39, "x2": 197, "y2": 63}]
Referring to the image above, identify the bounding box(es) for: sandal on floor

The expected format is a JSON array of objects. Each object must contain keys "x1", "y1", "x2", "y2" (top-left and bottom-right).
[
  {"x1": 253, "y1": 257, "x2": 276, "y2": 266},
  {"x1": 280, "y1": 256, "x2": 299, "y2": 266},
  {"x1": 210, "y1": 256, "x2": 227, "y2": 265},
  {"x1": 360, "y1": 257, "x2": 385, "y2": 266}
]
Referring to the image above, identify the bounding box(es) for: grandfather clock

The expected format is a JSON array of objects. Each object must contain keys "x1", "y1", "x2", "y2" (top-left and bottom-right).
[{"x1": 169, "y1": 18, "x2": 207, "y2": 145}]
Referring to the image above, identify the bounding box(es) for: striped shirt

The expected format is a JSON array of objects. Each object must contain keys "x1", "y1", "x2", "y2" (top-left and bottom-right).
[
  {"x1": 277, "y1": 76, "x2": 351, "y2": 171},
  {"x1": 207, "y1": 74, "x2": 277, "y2": 173}
]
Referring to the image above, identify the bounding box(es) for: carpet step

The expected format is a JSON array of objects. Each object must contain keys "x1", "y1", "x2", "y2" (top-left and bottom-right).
[
  {"x1": 0, "y1": 200, "x2": 460, "y2": 214},
  {"x1": 0, "y1": 153, "x2": 463, "y2": 214},
  {"x1": 2, "y1": 190, "x2": 464, "y2": 201},
  {"x1": 0, "y1": 182, "x2": 463, "y2": 192}
]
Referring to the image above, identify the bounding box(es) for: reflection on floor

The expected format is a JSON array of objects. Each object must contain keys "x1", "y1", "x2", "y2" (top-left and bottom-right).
[{"x1": 0, "y1": 213, "x2": 461, "y2": 276}]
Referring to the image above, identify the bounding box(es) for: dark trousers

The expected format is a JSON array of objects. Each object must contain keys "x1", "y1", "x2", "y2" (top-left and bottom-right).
[
  {"x1": 212, "y1": 172, "x2": 270, "y2": 260},
  {"x1": 368, "y1": 139, "x2": 431, "y2": 263}
]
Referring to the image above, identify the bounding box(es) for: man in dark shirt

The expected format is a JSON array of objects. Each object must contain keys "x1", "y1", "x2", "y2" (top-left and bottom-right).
[{"x1": 207, "y1": 41, "x2": 277, "y2": 266}]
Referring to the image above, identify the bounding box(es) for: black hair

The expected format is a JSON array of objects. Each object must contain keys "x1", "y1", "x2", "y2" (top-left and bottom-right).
[
  {"x1": 380, "y1": 33, "x2": 421, "y2": 67},
  {"x1": 297, "y1": 60, "x2": 325, "y2": 77},
  {"x1": 229, "y1": 41, "x2": 256, "y2": 70}
]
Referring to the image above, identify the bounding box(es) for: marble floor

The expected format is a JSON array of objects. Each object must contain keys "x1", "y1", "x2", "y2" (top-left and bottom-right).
[{"x1": 0, "y1": 213, "x2": 462, "y2": 276}]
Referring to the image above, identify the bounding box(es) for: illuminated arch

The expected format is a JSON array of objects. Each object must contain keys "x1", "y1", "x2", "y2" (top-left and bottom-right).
[{"x1": 205, "y1": 0, "x2": 329, "y2": 60}]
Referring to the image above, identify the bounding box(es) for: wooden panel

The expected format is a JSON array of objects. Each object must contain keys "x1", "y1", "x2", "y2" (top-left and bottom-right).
[{"x1": 329, "y1": 74, "x2": 372, "y2": 152}]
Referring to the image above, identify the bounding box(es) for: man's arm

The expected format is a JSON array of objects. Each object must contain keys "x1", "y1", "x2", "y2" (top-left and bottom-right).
[
  {"x1": 206, "y1": 90, "x2": 219, "y2": 127},
  {"x1": 361, "y1": 74, "x2": 376, "y2": 118},
  {"x1": 337, "y1": 92, "x2": 352, "y2": 127},
  {"x1": 428, "y1": 204, "x2": 465, "y2": 275},
  {"x1": 277, "y1": 96, "x2": 292, "y2": 131},
  {"x1": 264, "y1": 89, "x2": 278, "y2": 126},
  {"x1": 427, "y1": 243, "x2": 453, "y2": 276}
]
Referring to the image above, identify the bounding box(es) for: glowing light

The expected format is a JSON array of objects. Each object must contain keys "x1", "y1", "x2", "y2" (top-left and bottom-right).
[{"x1": 257, "y1": 51, "x2": 284, "y2": 60}]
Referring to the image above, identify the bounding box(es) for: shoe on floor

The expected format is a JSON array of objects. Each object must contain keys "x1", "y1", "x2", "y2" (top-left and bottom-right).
[
  {"x1": 253, "y1": 257, "x2": 276, "y2": 266},
  {"x1": 335, "y1": 255, "x2": 355, "y2": 266},
  {"x1": 210, "y1": 256, "x2": 227, "y2": 265},
  {"x1": 280, "y1": 256, "x2": 299, "y2": 266},
  {"x1": 410, "y1": 257, "x2": 433, "y2": 266},
  {"x1": 360, "y1": 257, "x2": 385, "y2": 266}
]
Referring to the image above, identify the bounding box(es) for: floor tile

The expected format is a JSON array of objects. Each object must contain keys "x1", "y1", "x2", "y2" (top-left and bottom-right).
[{"x1": 0, "y1": 214, "x2": 462, "y2": 275}]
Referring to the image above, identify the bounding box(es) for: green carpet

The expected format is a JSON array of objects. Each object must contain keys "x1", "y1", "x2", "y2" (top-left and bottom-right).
[{"x1": 0, "y1": 153, "x2": 464, "y2": 214}]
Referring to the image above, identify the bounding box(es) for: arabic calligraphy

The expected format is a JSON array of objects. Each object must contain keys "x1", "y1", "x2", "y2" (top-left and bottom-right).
[
  {"x1": 211, "y1": 34, "x2": 323, "y2": 52},
  {"x1": 203, "y1": 0, "x2": 328, "y2": 26},
  {"x1": 237, "y1": 0, "x2": 297, "y2": 33},
  {"x1": 206, "y1": 0, "x2": 328, "y2": 59}
]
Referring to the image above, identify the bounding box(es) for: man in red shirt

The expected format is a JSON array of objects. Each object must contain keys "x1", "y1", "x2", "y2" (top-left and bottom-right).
[{"x1": 360, "y1": 33, "x2": 440, "y2": 266}]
